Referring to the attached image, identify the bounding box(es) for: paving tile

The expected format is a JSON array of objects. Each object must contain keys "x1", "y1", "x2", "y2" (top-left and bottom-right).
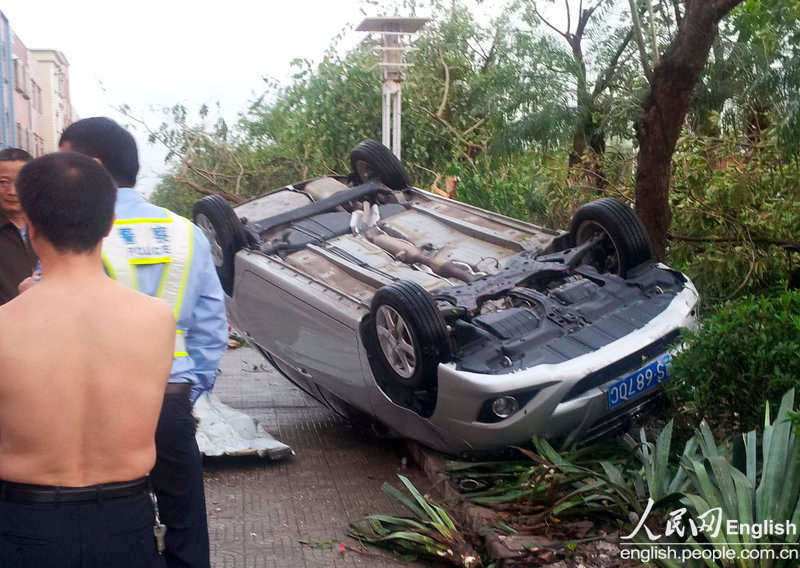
[{"x1": 204, "y1": 347, "x2": 426, "y2": 567}]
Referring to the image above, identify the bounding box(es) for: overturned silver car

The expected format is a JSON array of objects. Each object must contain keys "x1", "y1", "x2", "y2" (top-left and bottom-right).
[{"x1": 194, "y1": 140, "x2": 698, "y2": 455}]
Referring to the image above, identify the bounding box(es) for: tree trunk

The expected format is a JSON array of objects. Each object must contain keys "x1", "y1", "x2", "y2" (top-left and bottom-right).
[
  {"x1": 634, "y1": 0, "x2": 743, "y2": 260},
  {"x1": 569, "y1": 113, "x2": 607, "y2": 191}
]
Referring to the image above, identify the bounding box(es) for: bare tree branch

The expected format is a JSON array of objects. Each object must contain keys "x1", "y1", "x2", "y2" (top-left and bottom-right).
[
  {"x1": 628, "y1": 0, "x2": 654, "y2": 79},
  {"x1": 714, "y1": 0, "x2": 746, "y2": 15},
  {"x1": 671, "y1": 0, "x2": 682, "y2": 28},
  {"x1": 174, "y1": 176, "x2": 243, "y2": 203},
  {"x1": 647, "y1": 0, "x2": 660, "y2": 65},
  {"x1": 424, "y1": 109, "x2": 486, "y2": 161},
  {"x1": 436, "y1": 51, "x2": 451, "y2": 118},
  {"x1": 462, "y1": 117, "x2": 487, "y2": 136},
  {"x1": 668, "y1": 234, "x2": 800, "y2": 251},
  {"x1": 593, "y1": 28, "x2": 634, "y2": 97},
  {"x1": 575, "y1": 3, "x2": 600, "y2": 40},
  {"x1": 480, "y1": 34, "x2": 498, "y2": 74},
  {"x1": 179, "y1": 136, "x2": 224, "y2": 191},
  {"x1": 232, "y1": 153, "x2": 245, "y2": 194},
  {"x1": 113, "y1": 102, "x2": 247, "y2": 198},
  {"x1": 565, "y1": 0, "x2": 572, "y2": 33},
  {"x1": 533, "y1": 2, "x2": 569, "y2": 41}
]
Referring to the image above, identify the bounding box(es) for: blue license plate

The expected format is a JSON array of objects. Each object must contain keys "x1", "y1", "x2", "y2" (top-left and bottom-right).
[{"x1": 607, "y1": 354, "x2": 672, "y2": 409}]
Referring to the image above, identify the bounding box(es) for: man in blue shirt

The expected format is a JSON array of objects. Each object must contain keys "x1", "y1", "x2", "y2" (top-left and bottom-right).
[{"x1": 60, "y1": 117, "x2": 228, "y2": 568}]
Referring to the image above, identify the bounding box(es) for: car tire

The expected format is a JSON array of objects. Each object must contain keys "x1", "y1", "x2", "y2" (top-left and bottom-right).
[
  {"x1": 193, "y1": 195, "x2": 247, "y2": 296},
  {"x1": 350, "y1": 139, "x2": 411, "y2": 190},
  {"x1": 368, "y1": 281, "x2": 450, "y2": 391},
  {"x1": 569, "y1": 198, "x2": 653, "y2": 277}
]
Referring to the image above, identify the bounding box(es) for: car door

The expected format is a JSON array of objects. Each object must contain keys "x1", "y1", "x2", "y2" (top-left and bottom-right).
[{"x1": 230, "y1": 253, "x2": 374, "y2": 414}]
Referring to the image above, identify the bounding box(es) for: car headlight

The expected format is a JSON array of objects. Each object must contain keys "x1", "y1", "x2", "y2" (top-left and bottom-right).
[
  {"x1": 490, "y1": 396, "x2": 520, "y2": 419},
  {"x1": 476, "y1": 390, "x2": 539, "y2": 423}
]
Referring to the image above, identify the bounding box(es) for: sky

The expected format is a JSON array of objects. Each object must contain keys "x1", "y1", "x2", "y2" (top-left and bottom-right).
[{"x1": 3, "y1": 0, "x2": 375, "y2": 194}]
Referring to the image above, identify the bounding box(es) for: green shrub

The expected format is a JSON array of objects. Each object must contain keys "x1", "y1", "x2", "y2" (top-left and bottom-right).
[
  {"x1": 441, "y1": 157, "x2": 552, "y2": 224},
  {"x1": 150, "y1": 174, "x2": 198, "y2": 219},
  {"x1": 667, "y1": 134, "x2": 800, "y2": 302},
  {"x1": 667, "y1": 289, "x2": 800, "y2": 432}
]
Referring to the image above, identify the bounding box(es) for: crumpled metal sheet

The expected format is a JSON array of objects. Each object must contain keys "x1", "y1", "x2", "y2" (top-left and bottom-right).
[{"x1": 194, "y1": 392, "x2": 294, "y2": 460}]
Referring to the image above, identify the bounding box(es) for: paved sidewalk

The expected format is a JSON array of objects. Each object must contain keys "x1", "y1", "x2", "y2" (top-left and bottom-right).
[{"x1": 204, "y1": 346, "x2": 426, "y2": 567}]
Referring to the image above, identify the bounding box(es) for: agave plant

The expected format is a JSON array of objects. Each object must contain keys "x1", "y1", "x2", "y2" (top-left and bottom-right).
[
  {"x1": 445, "y1": 391, "x2": 800, "y2": 568},
  {"x1": 669, "y1": 390, "x2": 800, "y2": 568},
  {"x1": 446, "y1": 438, "x2": 634, "y2": 522},
  {"x1": 558, "y1": 392, "x2": 800, "y2": 568},
  {"x1": 349, "y1": 475, "x2": 482, "y2": 568}
]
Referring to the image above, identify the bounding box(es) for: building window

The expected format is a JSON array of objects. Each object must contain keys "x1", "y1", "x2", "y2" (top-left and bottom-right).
[
  {"x1": 12, "y1": 58, "x2": 30, "y2": 99},
  {"x1": 32, "y1": 82, "x2": 41, "y2": 111}
]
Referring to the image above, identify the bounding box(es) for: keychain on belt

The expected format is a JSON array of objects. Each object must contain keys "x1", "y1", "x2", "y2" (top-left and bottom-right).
[{"x1": 148, "y1": 480, "x2": 167, "y2": 554}]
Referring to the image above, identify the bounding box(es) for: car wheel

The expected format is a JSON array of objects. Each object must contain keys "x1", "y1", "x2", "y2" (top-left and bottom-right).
[
  {"x1": 193, "y1": 195, "x2": 247, "y2": 296},
  {"x1": 569, "y1": 198, "x2": 653, "y2": 277},
  {"x1": 369, "y1": 281, "x2": 450, "y2": 391},
  {"x1": 350, "y1": 139, "x2": 411, "y2": 190}
]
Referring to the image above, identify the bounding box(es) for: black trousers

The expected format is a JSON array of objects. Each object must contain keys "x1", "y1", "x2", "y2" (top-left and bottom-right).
[
  {"x1": 150, "y1": 392, "x2": 210, "y2": 568},
  {"x1": 0, "y1": 491, "x2": 165, "y2": 567}
]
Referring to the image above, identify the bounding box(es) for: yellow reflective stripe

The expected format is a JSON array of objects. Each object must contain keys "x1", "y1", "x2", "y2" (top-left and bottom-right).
[
  {"x1": 129, "y1": 257, "x2": 172, "y2": 265},
  {"x1": 131, "y1": 262, "x2": 140, "y2": 291},
  {"x1": 156, "y1": 259, "x2": 171, "y2": 298},
  {"x1": 174, "y1": 329, "x2": 188, "y2": 357},
  {"x1": 101, "y1": 254, "x2": 117, "y2": 280},
  {"x1": 104, "y1": 252, "x2": 140, "y2": 291},
  {"x1": 172, "y1": 219, "x2": 194, "y2": 321},
  {"x1": 113, "y1": 217, "x2": 174, "y2": 225},
  {"x1": 155, "y1": 209, "x2": 175, "y2": 303}
]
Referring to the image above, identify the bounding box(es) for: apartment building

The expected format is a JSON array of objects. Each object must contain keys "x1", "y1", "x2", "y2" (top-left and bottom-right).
[
  {"x1": 0, "y1": 12, "x2": 14, "y2": 148},
  {"x1": 29, "y1": 49, "x2": 71, "y2": 153},
  {"x1": 0, "y1": 10, "x2": 72, "y2": 155}
]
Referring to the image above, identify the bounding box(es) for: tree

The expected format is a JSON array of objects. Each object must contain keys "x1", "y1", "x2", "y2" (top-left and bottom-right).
[
  {"x1": 119, "y1": 102, "x2": 264, "y2": 203},
  {"x1": 634, "y1": 0, "x2": 745, "y2": 260},
  {"x1": 528, "y1": 1, "x2": 624, "y2": 187},
  {"x1": 688, "y1": 0, "x2": 800, "y2": 144},
  {"x1": 241, "y1": 45, "x2": 381, "y2": 182},
  {"x1": 494, "y1": 0, "x2": 655, "y2": 192}
]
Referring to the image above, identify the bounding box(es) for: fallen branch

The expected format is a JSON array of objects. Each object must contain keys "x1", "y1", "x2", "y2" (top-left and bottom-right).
[
  {"x1": 174, "y1": 176, "x2": 243, "y2": 204},
  {"x1": 668, "y1": 234, "x2": 799, "y2": 252}
]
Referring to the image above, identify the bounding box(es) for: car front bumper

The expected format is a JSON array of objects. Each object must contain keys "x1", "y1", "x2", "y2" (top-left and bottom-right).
[{"x1": 426, "y1": 280, "x2": 699, "y2": 453}]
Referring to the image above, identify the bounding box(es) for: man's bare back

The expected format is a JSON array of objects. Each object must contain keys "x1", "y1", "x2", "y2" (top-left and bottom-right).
[
  {"x1": 0, "y1": 151, "x2": 179, "y2": 568},
  {"x1": 0, "y1": 270, "x2": 174, "y2": 486}
]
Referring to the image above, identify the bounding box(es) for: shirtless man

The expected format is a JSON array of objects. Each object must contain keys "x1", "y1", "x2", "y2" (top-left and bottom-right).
[{"x1": 0, "y1": 152, "x2": 175, "y2": 567}]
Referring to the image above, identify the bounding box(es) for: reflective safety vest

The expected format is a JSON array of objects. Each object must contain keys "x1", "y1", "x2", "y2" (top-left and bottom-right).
[{"x1": 102, "y1": 210, "x2": 195, "y2": 358}]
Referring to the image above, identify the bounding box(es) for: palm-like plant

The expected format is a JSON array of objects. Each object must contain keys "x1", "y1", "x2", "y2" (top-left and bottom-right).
[
  {"x1": 349, "y1": 475, "x2": 482, "y2": 568},
  {"x1": 444, "y1": 391, "x2": 800, "y2": 568}
]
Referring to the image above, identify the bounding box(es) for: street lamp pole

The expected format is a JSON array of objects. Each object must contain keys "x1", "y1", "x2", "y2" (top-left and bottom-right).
[{"x1": 357, "y1": 17, "x2": 429, "y2": 160}]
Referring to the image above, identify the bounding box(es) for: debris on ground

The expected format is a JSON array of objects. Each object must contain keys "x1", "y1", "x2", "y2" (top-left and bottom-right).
[
  {"x1": 227, "y1": 330, "x2": 248, "y2": 349},
  {"x1": 350, "y1": 475, "x2": 482, "y2": 567},
  {"x1": 195, "y1": 392, "x2": 293, "y2": 459}
]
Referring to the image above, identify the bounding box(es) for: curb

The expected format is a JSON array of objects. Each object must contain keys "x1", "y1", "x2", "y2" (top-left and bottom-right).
[
  {"x1": 406, "y1": 441, "x2": 627, "y2": 568},
  {"x1": 406, "y1": 441, "x2": 531, "y2": 567}
]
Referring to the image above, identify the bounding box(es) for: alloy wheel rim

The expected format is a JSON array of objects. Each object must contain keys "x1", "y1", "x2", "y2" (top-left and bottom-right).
[
  {"x1": 375, "y1": 305, "x2": 417, "y2": 379},
  {"x1": 196, "y1": 214, "x2": 224, "y2": 267}
]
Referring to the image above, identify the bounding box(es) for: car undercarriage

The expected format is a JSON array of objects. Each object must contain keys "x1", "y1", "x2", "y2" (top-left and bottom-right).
[{"x1": 193, "y1": 140, "x2": 698, "y2": 454}]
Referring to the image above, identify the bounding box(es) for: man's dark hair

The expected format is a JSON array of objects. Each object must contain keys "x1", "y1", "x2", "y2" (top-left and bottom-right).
[
  {"x1": 0, "y1": 147, "x2": 33, "y2": 162},
  {"x1": 17, "y1": 152, "x2": 116, "y2": 254},
  {"x1": 59, "y1": 117, "x2": 139, "y2": 188}
]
